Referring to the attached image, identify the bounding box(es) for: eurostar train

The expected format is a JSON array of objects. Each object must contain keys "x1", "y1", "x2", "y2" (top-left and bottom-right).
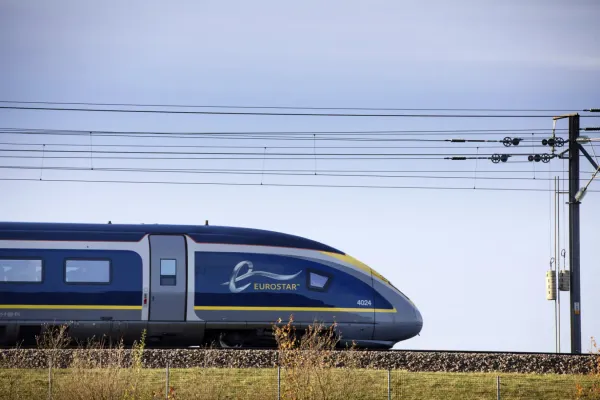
[{"x1": 0, "y1": 221, "x2": 423, "y2": 349}]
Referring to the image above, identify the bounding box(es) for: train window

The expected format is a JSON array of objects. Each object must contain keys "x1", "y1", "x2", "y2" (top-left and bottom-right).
[
  {"x1": 0, "y1": 259, "x2": 43, "y2": 283},
  {"x1": 308, "y1": 271, "x2": 330, "y2": 291},
  {"x1": 160, "y1": 259, "x2": 176, "y2": 286},
  {"x1": 64, "y1": 260, "x2": 110, "y2": 283}
]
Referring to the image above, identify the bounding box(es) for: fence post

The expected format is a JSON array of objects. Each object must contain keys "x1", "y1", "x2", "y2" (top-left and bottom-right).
[
  {"x1": 496, "y1": 375, "x2": 500, "y2": 400},
  {"x1": 165, "y1": 361, "x2": 170, "y2": 400},
  {"x1": 277, "y1": 365, "x2": 281, "y2": 400},
  {"x1": 48, "y1": 361, "x2": 52, "y2": 400},
  {"x1": 387, "y1": 369, "x2": 391, "y2": 400}
]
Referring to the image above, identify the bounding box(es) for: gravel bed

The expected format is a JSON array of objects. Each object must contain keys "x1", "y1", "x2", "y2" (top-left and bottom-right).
[{"x1": 1, "y1": 349, "x2": 596, "y2": 374}]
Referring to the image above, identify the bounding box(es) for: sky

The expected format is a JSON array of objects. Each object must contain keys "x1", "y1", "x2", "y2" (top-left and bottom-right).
[{"x1": 1, "y1": 0, "x2": 599, "y2": 353}]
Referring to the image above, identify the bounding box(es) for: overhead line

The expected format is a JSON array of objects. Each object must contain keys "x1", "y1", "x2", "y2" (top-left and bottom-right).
[
  {"x1": 0, "y1": 127, "x2": 570, "y2": 136},
  {"x1": 1, "y1": 154, "x2": 587, "y2": 161},
  {"x1": 4, "y1": 165, "x2": 591, "y2": 174},
  {"x1": 0, "y1": 132, "x2": 554, "y2": 142},
  {"x1": 0, "y1": 100, "x2": 588, "y2": 113},
  {"x1": 0, "y1": 148, "x2": 551, "y2": 157},
  {"x1": 3, "y1": 165, "x2": 594, "y2": 183},
  {"x1": 2, "y1": 177, "x2": 597, "y2": 192},
  {"x1": 1, "y1": 105, "x2": 595, "y2": 118},
  {"x1": 0, "y1": 142, "x2": 538, "y2": 150},
  {"x1": 0, "y1": 155, "x2": 469, "y2": 160}
]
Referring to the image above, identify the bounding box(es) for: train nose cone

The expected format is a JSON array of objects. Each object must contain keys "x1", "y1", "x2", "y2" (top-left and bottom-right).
[
  {"x1": 411, "y1": 305, "x2": 423, "y2": 336},
  {"x1": 372, "y1": 282, "x2": 423, "y2": 344},
  {"x1": 388, "y1": 297, "x2": 423, "y2": 341}
]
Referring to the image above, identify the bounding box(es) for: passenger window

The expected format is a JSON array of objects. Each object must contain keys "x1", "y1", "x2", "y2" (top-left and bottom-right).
[
  {"x1": 308, "y1": 271, "x2": 329, "y2": 290},
  {"x1": 160, "y1": 259, "x2": 176, "y2": 286},
  {"x1": 65, "y1": 260, "x2": 110, "y2": 283},
  {"x1": 0, "y1": 259, "x2": 43, "y2": 283}
]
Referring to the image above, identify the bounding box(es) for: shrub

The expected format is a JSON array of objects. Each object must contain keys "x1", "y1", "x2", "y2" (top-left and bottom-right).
[
  {"x1": 273, "y1": 315, "x2": 366, "y2": 400},
  {"x1": 575, "y1": 337, "x2": 600, "y2": 399}
]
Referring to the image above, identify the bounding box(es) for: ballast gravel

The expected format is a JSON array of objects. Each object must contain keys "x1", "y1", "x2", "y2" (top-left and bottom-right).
[{"x1": 0, "y1": 349, "x2": 597, "y2": 374}]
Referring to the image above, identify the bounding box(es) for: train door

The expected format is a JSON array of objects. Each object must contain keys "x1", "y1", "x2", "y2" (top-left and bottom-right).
[{"x1": 149, "y1": 235, "x2": 187, "y2": 321}]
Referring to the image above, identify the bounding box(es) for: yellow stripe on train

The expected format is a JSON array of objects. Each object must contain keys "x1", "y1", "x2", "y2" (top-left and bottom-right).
[
  {"x1": 321, "y1": 251, "x2": 391, "y2": 284},
  {"x1": 0, "y1": 304, "x2": 142, "y2": 310}
]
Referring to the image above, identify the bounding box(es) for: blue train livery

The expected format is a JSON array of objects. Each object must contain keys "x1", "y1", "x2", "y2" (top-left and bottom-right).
[{"x1": 0, "y1": 221, "x2": 422, "y2": 349}]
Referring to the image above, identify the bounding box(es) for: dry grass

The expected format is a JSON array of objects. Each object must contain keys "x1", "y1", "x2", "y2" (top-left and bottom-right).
[
  {"x1": 575, "y1": 336, "x2": 600, "y2": 399},
  {"x1": 1, "y1": 367, "x2": 596, "y2": 400},
  {"x1": 52, "y1": 330, "x2": 153, "y2": 400},
  {"x1": 0, "y1": 340, "x2": 31, "y2": 400},
  {"x1": 273, "y1": 315, "x2": 365, "y2": 400},
  {"x1": 0, "y1": 320, "x2": 598, "y2": 399}
]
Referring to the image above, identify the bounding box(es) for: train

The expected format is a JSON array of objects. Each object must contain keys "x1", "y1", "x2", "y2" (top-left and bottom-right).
[{"x1": 0, "y1": 221, "x2": 423, "y2": 349}]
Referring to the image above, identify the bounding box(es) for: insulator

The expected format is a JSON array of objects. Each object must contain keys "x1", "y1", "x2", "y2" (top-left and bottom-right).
[
  {"x1": 534, "y1": 154, "x2": 541, "y2": 162},
  {"x1": 528, "y1": 155, "x2": 534, "y2": 162},
  {"x1": 542, "y1": 139, "x2": 548, "y2": 146},
  {"x1": 548, "y1": 138, "x2": 556, "y2": 147},
  {"x1": 546, "y1": 270, "x2": 557, "y2": 300},
  {"x1": 500, "y1": 154, "x2": 509, "y2": 162},
  {"x1": 559, "y1": 270, "x2": 570, "y2": 291},
  {"x1": 512, "y1": 138, "x2": 522, "y2": 146}
]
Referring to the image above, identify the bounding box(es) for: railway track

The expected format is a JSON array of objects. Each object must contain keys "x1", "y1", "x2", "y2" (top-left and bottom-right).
[
  {"x1": 0, "y1": 345, "x2": 594, "y2": 356},
  {"x1": 3, "y1": 345, "x2": 596, "y2": 374}
]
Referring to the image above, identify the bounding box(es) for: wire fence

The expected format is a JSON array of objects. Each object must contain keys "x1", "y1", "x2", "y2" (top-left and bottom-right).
[{"x1": 0, "y1": 364, "x2": 597, "y2": 400}]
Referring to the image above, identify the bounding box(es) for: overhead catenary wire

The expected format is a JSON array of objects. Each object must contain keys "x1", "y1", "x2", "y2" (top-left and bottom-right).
[
  {"x1": 0, "y1": 155, "x2": 507, "y2": 160},
  {"x1": 0, "y1": 120, "x2": 596, "y2": 193},
  {"x1": 0, "y1": 148, "x2": 558, "y2": 157},
  {"x1": 0, "y1": 104, "x2": 596, "y2": 205},
  {"x1": 0, "y1": 100, "x2": 589, "y2": 113},
  {"x1": 0, "y1": 142, "x2": 548, "y2": 150},
  {"x1": 1, "y1": 176, "x2": 598, "y2": 193},
  {"x1": 3, "y1": 105, "x2": 600, "y2": 118},
  {"x1": 0, "y1": 155, "x2": 530, "y2": 162},
  {"x1": 0, "y1": 144, "x2": 589, "y2": 162},
  {"x1": 0, "y1": 134, "x2": 554, "y2": 143},
  {"x1": 1, "y1": 154, "x2": 583, "y2": 163},
  {"x1": 0, "y1": 127, "x2": 577, "y2": 169},
  {"x1": 0, "y1": 126, "x2": 591, "y2": 174},
  {"x1": 2, "y1": 164, "x2": 595, "y2": 183},
  {"x1": 0, "y1": 165, "x2": 595, "y2": 174},
  {"x1": 0, "y1": 127, "x2": 571, "y2": 137}
]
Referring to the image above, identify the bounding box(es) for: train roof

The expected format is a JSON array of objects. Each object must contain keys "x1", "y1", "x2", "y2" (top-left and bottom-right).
[{"x1": 0, "y1": 221, "x2": 344, "y2": 254}]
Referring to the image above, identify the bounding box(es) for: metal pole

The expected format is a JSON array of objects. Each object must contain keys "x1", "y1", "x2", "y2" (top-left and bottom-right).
[
  {"x1": 496, "y1": 376, "x2": 500, "y2": 400},
  {"x1": 554, "y1": 176, "x2": 559, "y2": 353},
  {"x1": 557, "y1": 176, "x2": 561, "y2": 353},
  {"x1": 568, "y1": 114, "x2": 581, "y2": 354},
  {"x1": 277, "y1": 365, "x2": 281, "y2": 400},
  {"x1": 48, "y1": 362, "x2": 52, "y2": 400},
  {"x1": 387, "y1": 369, "x2": 391, "y2": 400},
  {"x1": 165, "y1": 362, "x2": 170, "y2": 399}
]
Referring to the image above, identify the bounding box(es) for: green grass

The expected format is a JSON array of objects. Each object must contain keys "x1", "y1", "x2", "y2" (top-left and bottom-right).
[{"x1": 1, "y1": 368, "x2": 597, "y2": 400}]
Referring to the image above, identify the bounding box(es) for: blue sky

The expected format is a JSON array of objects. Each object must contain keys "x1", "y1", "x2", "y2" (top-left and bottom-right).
[{"x1": 1, "y1": 0, "x2": 599, "y2": 352}]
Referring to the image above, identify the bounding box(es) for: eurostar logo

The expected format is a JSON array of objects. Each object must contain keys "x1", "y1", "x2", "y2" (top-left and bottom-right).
[{"x1": 222, "y1": 260, "x2": 301, "y2": 293}]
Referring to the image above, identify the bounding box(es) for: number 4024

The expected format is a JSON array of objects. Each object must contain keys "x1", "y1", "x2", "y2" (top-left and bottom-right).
[{"x1": 356, "y1": 300, "x2": 372, "y2": 306}]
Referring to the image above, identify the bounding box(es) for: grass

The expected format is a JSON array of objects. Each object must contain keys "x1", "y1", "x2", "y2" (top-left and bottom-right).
[
  {"x1": 0, "y1": 368, "x2": 597, "y2": 400},
  {"x1": 1, "y1": 319, "x2": 599, "y2": 399}
]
